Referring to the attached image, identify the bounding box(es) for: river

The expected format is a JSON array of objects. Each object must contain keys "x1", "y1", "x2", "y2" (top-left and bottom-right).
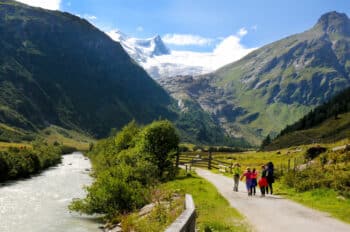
[{"x1": 0, "y1": 152, "x2": 101, "y2": 232}]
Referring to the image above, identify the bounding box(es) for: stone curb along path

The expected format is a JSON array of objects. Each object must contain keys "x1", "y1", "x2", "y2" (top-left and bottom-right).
[{"x1": 195, "y1": 168, "x2": 350, "y2": 232}]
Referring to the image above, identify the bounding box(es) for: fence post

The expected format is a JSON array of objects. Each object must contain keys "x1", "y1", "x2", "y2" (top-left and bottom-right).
[
  {"x1": 280, "y1": 163, "x2": 283, "y2": 176},
  {"x1": 288, "y1": 159, "x2": 291, "y2": 172},
  {"x1": 175, "y1": 150, "x2": 180, "y2": 168},
  {"x1": 208, "y1": 151, "x2": 212, "y2": 170}
]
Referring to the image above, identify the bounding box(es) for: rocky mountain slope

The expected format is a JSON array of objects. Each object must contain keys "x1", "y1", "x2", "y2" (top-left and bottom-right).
[
  {"x1": 0, "y1": 0, "x2": 235, "y2": 146},
  {"x1": 0, "y1": 0, "x2": 175, "y2": 138},
  {"x1": 160, "y1": 11, "x2": 350, "y2": 145}
]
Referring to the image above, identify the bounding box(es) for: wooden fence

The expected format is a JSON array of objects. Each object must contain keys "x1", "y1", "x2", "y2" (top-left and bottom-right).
[
  {"x1": 178, "y1": 151, "x2": 234, "y2": 173},
  {"x1": 177, "y1": 151, "x2": 306, "y2": 175}
]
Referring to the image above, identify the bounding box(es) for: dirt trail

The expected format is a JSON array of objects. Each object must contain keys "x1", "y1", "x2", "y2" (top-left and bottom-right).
[{"x1": 195, "y1": 168, "x2": 350, "y2": 232}]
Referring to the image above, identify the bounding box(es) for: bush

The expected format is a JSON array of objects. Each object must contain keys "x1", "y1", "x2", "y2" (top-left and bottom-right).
[
  {"x1": 283, "y1": 151, "x2": 350, "y2": 197},
  {"x1": 305, "y1": 146, "x2": 327, "y2": 160},
  {"x1": 139, "y1": 120, "x2": 179, "y2": 179},
  {"x1": 178, "y1": 145, "x2": 189, "y2": 152},
  {"x1": 70, "y1": 120, "x2": 180, "y2": 218},
  {"x1": 70, "y1": 147, "x2": 157, "y2": 217},
  {"x1": 0, "y1": 144, "x2": 61, "y2": 181}
]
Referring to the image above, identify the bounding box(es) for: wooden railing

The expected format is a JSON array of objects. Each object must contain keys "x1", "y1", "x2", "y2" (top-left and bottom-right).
[
  {"x1": 178, "y1": 151, "x2": 235, "y2": 173},
  {"x1": 177, "y1": 151, "x2": 306, "y2": 176}
]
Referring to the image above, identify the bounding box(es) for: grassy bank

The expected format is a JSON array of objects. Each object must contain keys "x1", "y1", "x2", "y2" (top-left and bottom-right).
[
  {"x1": 0, "y1": 143, "x2": 62, "y2": 182},
  {"x1": 275, "y1": 184, "x2": 350, "y2": 224},
  {"x1": 0, "y1": 141, "x2": 32, "y2": 151},
  {"x1": 160, "y1": 171, "x2": 251, "y2": 232},
  {"x1": 40, "y1": 125, "x2": 94, "y2": 151},
  {"x1": 118, "y1": 189, "x2": 185, "y2": 232}
]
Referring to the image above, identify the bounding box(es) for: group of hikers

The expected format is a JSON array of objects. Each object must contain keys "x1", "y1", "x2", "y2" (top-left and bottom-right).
[{"x1": 233, "y1": 162, "x2": 274, "y2": 197}]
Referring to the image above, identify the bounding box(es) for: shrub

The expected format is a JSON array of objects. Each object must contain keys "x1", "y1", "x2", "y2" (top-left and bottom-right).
[
  {"x1": 70, "y1": 148, "x2": 157, "y2": 217},
  {"x1": 70, "y1": 120, "x2": 180, "y2": 218},
  {"x1": 305, "y1": 146, "x2": 327, "y2": 160},
  {"x1": 0, "y1": 144, "x2": 61, "y2": 181},
  {"x1": 178, "y1": 145, "x2": 189, "y2": 152},
  {"x1": 139, "y1": 120, "x2": 179, "y2": 179}
]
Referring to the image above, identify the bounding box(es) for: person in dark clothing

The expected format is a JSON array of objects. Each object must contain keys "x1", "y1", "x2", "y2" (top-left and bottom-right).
[
  {"x1": 258, "y1": 165, "x2": 268, "y2": 197},
  {"x1": 266, "y1": 162, "x2": 274, "y2": 194}
]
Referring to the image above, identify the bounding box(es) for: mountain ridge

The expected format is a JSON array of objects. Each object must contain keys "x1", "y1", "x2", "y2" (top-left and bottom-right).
[
  {"x1": 0, "y1": 0, "x2": 175, "y2": 138},
  {"x1": 161, "y1": 11, "x2": 350, "y2": 145},
  {"x1": 0, "y1": 0, "x2": 238, "y2": 146}
]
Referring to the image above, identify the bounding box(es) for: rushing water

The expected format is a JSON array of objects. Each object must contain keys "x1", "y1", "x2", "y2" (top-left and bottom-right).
[{"x1": 0, "y1": 152, "x2": 101, "y2": 232}]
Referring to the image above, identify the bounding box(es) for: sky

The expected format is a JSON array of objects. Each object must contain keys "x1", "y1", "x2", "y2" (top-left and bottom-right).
[{"x1": 16, "y1": 0, "x2": 350, "y2": 56}]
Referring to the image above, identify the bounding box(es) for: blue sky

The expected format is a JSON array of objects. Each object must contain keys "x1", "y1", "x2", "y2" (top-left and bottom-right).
[{"x1": 18, "y1": 0, "x2": 350, "y2": 52}]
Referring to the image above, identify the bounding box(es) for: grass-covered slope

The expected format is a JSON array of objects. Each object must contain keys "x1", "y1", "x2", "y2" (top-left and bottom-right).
[
  {"x1": 267, "y1": 112, "x2": 350, "y2": 150},
  {"x1": 0, "y1": 0, "x2": 174, "y2": 138},
  {"x1": 163, "y1": 11, "x2": 350, "y2": 145},
  {"x1": 209, "y1": 11, "x2": 350, "y2": 144},
  {"x1": 266, "y1": 87, "x2": 350, "y2": 150}
]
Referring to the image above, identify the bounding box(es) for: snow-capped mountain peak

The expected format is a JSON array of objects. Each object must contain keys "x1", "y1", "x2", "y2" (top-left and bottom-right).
[
  {"x1": 107, "y1": 30, "x2": 170, "y2": 63},
  {"x1": 107, "y1": 30, "x2": 255, "y2": 79}
]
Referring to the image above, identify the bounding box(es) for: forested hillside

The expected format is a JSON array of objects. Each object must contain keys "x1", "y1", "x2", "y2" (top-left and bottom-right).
[
  {"x1": 0, "y1": 0, "x2": 173, "y2": 138},
  {"x1": 265, "y1": 87, "x2": 350, "y2": 149}
]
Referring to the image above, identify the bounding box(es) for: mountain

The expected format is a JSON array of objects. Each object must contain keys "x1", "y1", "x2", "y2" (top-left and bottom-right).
[
  {"x1": 265, "y1": 86, "x2": 350, "y2": 150},
  {"x1": 108, "y1": 30, "x2": 209, "y2": 79},
  {"x1": 0, "y1": 0, "x2": 237, "y2": 146},
  {"x1": 107, "y1": 30, "x2": 170, "y2": 63},
  {"x1": 0, "y1": 0, "x2": 175, "y2": 139},
  {"x1": 161, "y1": 11, "x2": 350, "y2": 145}
]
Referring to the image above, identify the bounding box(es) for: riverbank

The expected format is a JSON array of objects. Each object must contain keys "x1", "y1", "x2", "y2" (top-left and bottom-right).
[
  {"x1": 0, "y1": 143, "x2": 62, "y2": 182},
  {"x1": 0, "y1": 153, "x2": 101, "y2": 232}
]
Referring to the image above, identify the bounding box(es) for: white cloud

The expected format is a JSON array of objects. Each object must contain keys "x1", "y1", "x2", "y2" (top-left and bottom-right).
[
  {"x1": 162, "y1": 34, "x2": 213, "y2": 46},
  {"x1": 84, "y1": 14, "x2": 97, "y2": 20},
  {"x1": 237, "y1": 27, "x2": 248, "y2": 37},
  {"x1": 16, "y1": 0, "x2": 61, "y2": 10},
  {"x1": 107, "y1": 28, "x2": 257, "y2": 77},
  {"x1": 144, "y1": 32, "x2": 257, "y2": 72}
]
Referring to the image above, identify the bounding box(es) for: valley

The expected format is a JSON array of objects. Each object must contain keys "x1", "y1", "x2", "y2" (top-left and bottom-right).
[{"x1": 0, "y1": 0, "x2": 349, "y2": 231}]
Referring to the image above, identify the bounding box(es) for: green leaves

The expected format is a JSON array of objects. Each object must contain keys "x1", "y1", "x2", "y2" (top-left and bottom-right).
[
  {"x1": 0, "y1": 143, "x2": 61, "y2": 181},
  {"x1": 138, "y1": 120, "x2": 179, "y2": 178},
  {"x1": 70, "y1": 120, "x2": 180, "y2": 218}
]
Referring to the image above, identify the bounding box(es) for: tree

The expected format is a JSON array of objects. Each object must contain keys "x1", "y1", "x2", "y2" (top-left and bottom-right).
[
  {"x1": 139, "y1": 120, "x2": 179, "y2": 178},
  {"x1": 261, "y1": 135, "x2": 272, "y2": 149},
  {"x1": 114, "y1": 120, "x2": 140, "y2": 152}
]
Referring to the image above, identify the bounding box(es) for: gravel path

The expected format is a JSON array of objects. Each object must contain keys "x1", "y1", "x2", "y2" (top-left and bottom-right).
[{"x1": 195, "y1": 168, "x2": 350, "y2": 232}]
